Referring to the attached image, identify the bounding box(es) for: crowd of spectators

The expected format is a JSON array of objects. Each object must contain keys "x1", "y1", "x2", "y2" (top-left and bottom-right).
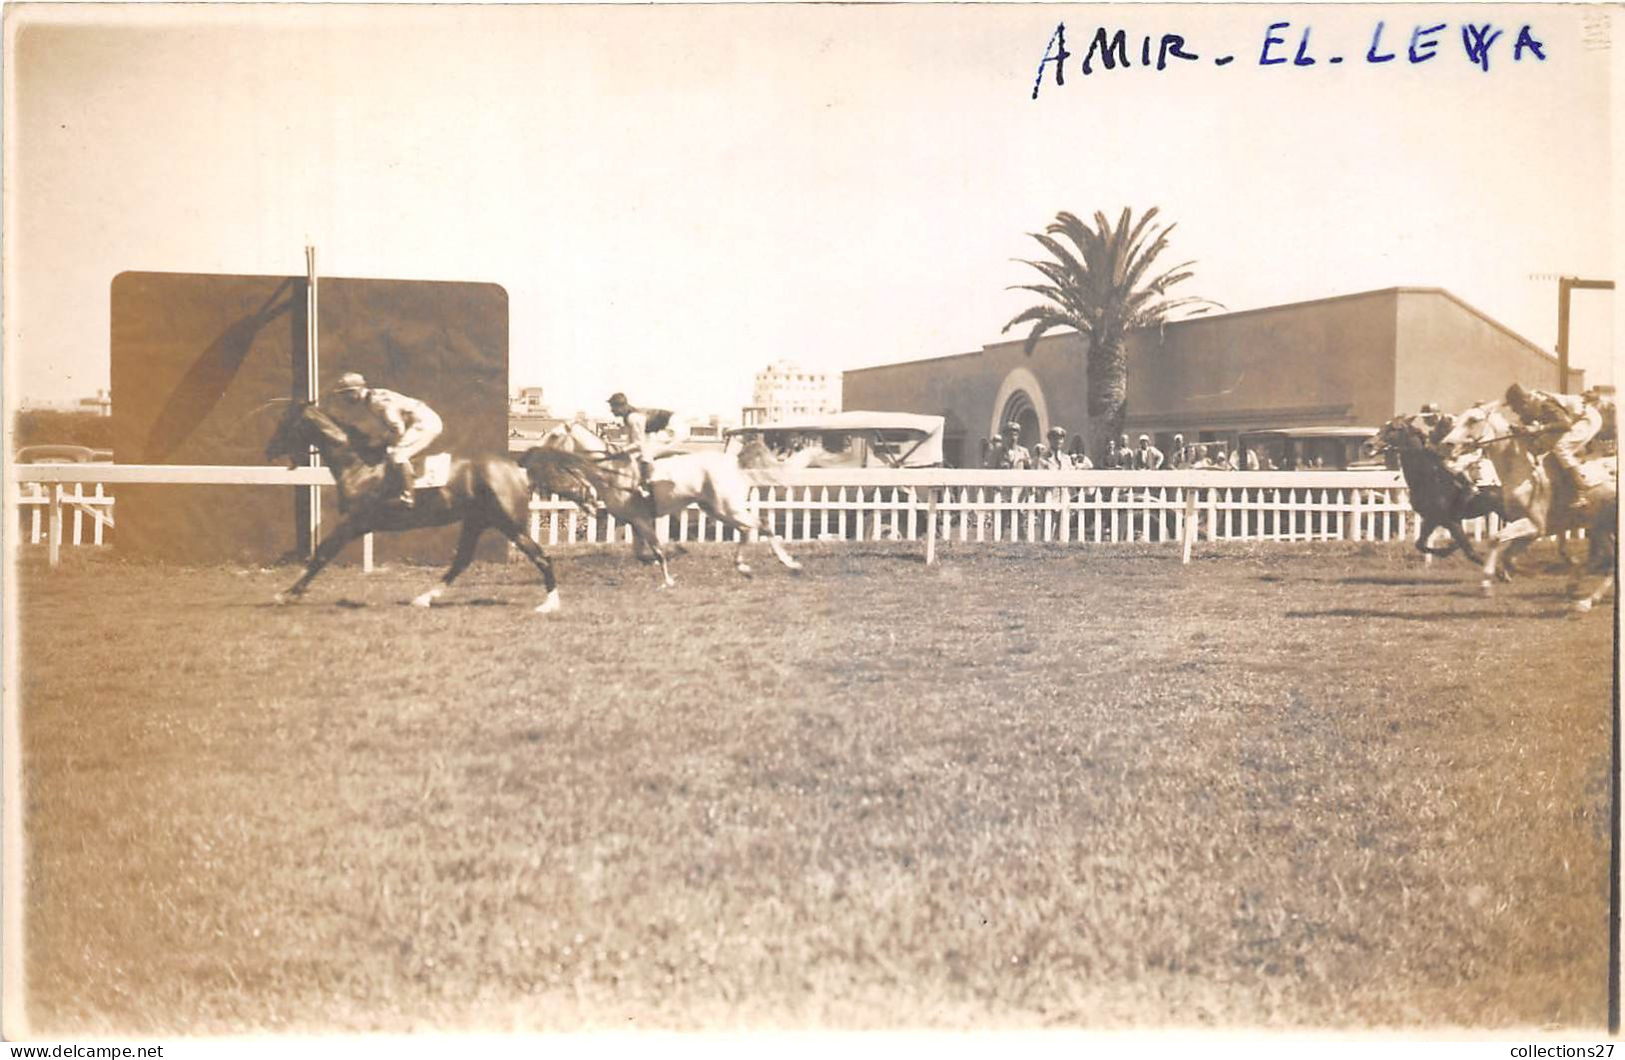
[{"x1": 981, "y1": 423, "x2": 1269, "y2": 471}]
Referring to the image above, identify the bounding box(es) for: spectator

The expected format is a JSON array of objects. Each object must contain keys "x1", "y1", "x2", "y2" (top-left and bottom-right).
[
  {"x1": 1167, "y1": 433, "x2": 1190, "y2": 469},
  {"x1": 1190, "y1": 444, "x2": 1213, "y2": 469},
  {"x1": 1105, "y1": 438, "x2": 1121, "y2": 469},
  {"x1": 1134, "y1": 433, "x2": 1165, "y2": 469},
  {"x1": 1001, "y1": 421, "x2": 1031, "y2": 469},
  {"x1": 1047, "y1": 426, "x2": 1073, "y2": 469},
  {"x1": 1068, "y1": 436, "x2": 1094, "y2": 470},
  {"x1": 1117, "y1": 433, "x2": 1133, "y2": 468},
  {"x1": 1242, "y1": 446, "x2": 1261, "y2": 471},
  {"x1": 984, "y1": 436, "x2": 1007, "y2": 469}
]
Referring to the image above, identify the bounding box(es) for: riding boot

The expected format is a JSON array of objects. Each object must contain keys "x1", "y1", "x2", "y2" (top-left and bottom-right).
[
  {"x1": 637, "y1": 460, "x2": 654, "y2": 505},
  {"x1": 392, "y1": 461, "x2": 415, "y2": 508}
]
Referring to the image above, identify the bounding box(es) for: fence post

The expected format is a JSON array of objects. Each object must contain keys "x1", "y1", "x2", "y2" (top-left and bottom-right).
[
  {"x1": 925, "y1": 487, "x2": 939, "y2": 566},
  {"x1": 362, "y1": 532, "x2": 374, "y2": 573},
  {"x1": 1350, "y1": 487, "x2": 1363, "y2": 542},
  {"x1": 48, "y1": 486, "x2": 63, "y2": 568},
  {"x1": 1182, "y1": 488, "x2": 1198, "y2": 565}
]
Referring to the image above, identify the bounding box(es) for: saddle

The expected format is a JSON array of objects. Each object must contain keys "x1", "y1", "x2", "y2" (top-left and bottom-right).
[{"x1": 412, "y1": 453, "x2": 452, "y2": 490}]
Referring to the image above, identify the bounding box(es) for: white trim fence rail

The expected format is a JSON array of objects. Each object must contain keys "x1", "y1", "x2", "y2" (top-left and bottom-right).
[{"x1": 14, "y1": 464, "x2": 1513, "y2": 569}]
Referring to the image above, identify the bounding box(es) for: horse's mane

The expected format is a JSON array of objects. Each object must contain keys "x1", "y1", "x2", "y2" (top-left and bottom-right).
[{"x1": 519, "y1": 446, "x2": 610, "y2": 499}]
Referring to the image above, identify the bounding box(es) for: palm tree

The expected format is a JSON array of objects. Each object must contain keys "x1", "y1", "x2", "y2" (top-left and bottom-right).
[{"x1": 1003, "y1": 207, "x2": 1216, "y2": 463}]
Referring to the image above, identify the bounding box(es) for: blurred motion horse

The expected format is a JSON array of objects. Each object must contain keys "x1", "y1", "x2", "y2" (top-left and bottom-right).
[
  {"x1": 521, "y1": 422, "x2": 802, "y2": 588},
  {"x1": 264, "y1": 401, "x2": 563, "y2": 613},
  {"x1": 1369, "y1": 414, "x2": 1503, "y2": 565},
  {"x1": 1440, "y1": 400, "x2": 1616, "y2": 611}
]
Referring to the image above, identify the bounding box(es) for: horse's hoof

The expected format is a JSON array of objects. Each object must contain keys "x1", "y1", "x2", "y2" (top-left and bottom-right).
[
  {"x1": 786, "y1": 561, "x2": 804, "y2": 574},
  {"x1": 736, "y1": 565, "x2": 754, "y2": 579},
  {"x1": 1480, "y1": 579, "x2": 1494, "y2": 596},
  {"x1": 535, "y1": 590, "x2": 561, "y2": 614},
  {"x1": 274, "y1": 591, "x2": 293, "y2": 606},
  {"x1": 1575, "y1": 598, "x2": 1595, "y2": 613},
  {"x1": 411, "y1": 592, "x2": 435, "y2": 608}
]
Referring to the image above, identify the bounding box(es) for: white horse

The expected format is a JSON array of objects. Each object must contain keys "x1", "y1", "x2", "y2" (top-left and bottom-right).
[
  {"x1": 522, "y1": 422, "x2": 802, "y2": 587},
  {"x1": 1439, "y1": 400, "x2": 1616, "y2": 611}
]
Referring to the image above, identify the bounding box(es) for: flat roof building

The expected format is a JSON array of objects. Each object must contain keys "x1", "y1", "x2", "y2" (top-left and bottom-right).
[{"x1": 844, "y1": 287, "x2": 1581, "y2": 467}]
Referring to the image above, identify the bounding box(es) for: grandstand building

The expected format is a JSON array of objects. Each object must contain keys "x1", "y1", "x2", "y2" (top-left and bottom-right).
[
  {"x1": 742, "y1": 359, "x2": 841, "y2": 426},
  {"x1": 843, "y1": 287, "x2": 1584, "y2": 468}
]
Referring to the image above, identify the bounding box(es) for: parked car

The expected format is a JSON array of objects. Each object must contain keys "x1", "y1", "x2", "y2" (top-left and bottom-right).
[
  {"x1": 724, "y1": 411, "x2": 946, "y2": 469},
  {"x1": 1238, "y1": 427, "x2": 1385, "y2": 470},
  {"x1": 16, "y1": 444, "x2": 112, "y2": 464}
]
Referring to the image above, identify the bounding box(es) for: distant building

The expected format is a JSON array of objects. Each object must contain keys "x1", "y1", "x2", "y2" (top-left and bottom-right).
[
  {"x1": 78, "y1": 389, "x2": 112, "y2": 417},
  {"x1": 747, "y1": 360, "x2": 840, "y2": 425},
  {"x1": 844, "y1": 287, "x2": 1585, "y2": 468},
  {"x1": 510, "y1": 386, "x2": 549, "y2": 417}
]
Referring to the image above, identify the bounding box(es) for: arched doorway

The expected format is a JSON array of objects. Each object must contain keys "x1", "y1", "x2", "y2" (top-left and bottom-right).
[
  {"x1": 999, "y1": 392, "x2": 1041, "y2": 450},
  {"x1": 989, "y1": 366, "x2": 1051, "y2": 450}
]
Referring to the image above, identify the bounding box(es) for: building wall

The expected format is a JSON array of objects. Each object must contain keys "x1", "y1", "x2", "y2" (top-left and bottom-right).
[
  {"x1": 1392, "y1": 289, "x2": 1575, "y2": 413},
  {"x1": 846, "y1": 287, "x2": 1568, "y2": 465},
  {"x1": 1123, "y1": 289, "x2": 1399, "y2": 433}
]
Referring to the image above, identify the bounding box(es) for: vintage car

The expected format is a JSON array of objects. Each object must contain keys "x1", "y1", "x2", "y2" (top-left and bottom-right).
[
  {"x1": 1238, "y1": 426, "x2": 1387, "y2": 471},
  {"x1": 724, "y1": 411, "x2": 946, "y2": 469},
  {"x1": 15, "y1": 444, "x2": 113, "y2": 464}
]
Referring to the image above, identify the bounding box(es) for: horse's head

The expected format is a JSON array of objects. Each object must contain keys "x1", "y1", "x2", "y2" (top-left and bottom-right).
[
  {"x1": 520, "y1": 447, "x2": 606, "y2": 510},
  {"x1": 1437, "y1": 402, "x2": 1503, "y2": 457},
  {"x1": 1370, "y1": 415, "x2": 1428, "y2": 457},
  {"x1": 264, "y1": 402, "x2": 356, "y2": 466},
  {"x1": 538, "y1": 421, "x2": 609, "y2": 456}
]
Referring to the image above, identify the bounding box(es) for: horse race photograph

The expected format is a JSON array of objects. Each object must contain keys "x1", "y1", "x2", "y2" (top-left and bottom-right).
[{"x1": 2, "y1": 2, "x2": 1619, "y2": 1052}]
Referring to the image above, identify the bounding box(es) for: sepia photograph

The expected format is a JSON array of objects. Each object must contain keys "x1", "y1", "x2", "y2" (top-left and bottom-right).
[{"x1": 3, "y1": 1, "x2": 1620, "y2": 1044}]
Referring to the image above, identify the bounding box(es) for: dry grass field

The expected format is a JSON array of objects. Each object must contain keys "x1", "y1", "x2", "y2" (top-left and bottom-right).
[{"x1": 13, "y1": 539, "x2": 1617, "y2": 1035}]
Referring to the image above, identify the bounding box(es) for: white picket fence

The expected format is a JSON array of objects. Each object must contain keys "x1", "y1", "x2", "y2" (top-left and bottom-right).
[
  {"x1": 526, "y1": 469, "x2": 1495, "y2": 549},
  {"x1": 15, "y1": 466, "x2": 1514, "y2": 563}
]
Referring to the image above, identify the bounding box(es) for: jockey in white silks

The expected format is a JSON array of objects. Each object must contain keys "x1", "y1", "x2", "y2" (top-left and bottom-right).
[
  {"x1": 322, "y1": 371, "x2": 443, "y2": 508},
  {"x1": 1504, "y1": 383, "x2": 1604, "y2": 511},
  {"x1": 607, "y1": 392, "x2": 675, "y2": 502}
]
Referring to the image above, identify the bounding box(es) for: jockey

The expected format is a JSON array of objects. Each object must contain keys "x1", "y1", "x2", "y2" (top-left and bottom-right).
[
  {"x1": 1505, "y1": 383, "x2": 1604, "y2": 508},
  {"x1": 323, "y1": 371, "x2": 442, "y2": 508},
  {"x1": 607, "y1": 392, "x2": 674, "y2": 502},
  {"x1": 1584, "y1": 387, "x2": 1617, "y2": 456},
  {"x1": 1421, "y1": 402, "x2": 1498, "y2": 499}
]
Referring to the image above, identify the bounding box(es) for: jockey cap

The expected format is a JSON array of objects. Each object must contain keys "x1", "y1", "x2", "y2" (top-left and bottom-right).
[
  {"x1": 607, "y1": 392, "x2": 630, "y2": 410},
  {"x1": 335, "y1": 372, "x2": 367, "y2": 392}
]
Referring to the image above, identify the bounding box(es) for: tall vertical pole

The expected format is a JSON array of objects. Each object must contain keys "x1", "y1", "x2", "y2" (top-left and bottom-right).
[
  {"x1": 1556, "y1": 276, "x2": 1573, "y2": 394},
  {"x1": 305, "y1": 246, "x2": 321, "y2": 559}
]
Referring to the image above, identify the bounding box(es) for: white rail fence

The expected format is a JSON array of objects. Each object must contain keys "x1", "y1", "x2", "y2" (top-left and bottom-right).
[{"x1": 15, "y1": 465, "x2": 1511, "y2": 569}]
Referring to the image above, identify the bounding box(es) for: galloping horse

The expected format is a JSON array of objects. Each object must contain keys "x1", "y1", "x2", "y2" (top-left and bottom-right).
[
  {"x1": 1369, "y1": 414, "x2": 1503, "y2": 565},
  {"x1": 264, "y1": 402, "x2": 562, "y2": 612},
  {"x1": 1439, "y1": 400, "x2": 1617, "y2": 610},
  {"x1": 520, "y1": 421, "x2": 801, "y2": 587}
]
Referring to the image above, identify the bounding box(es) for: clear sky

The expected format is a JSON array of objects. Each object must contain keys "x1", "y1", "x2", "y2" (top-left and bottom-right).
[{"x1": 5, "y1": 3, "x2": 1617, "y2": 420}]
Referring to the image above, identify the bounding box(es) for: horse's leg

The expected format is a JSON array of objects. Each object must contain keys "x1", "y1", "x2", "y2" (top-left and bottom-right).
[
  {"x1": 1415, "y1": 519, "x2": 1459, "y2": 557},
  {"x1": 1574, "y1": 572, "x2": 1615, "y2": 612},
  {"x1": 1480, "y1": 517, "x2": 1539, "y2": 592},
  {"x1": 1446, "y1": 522, "x2": 1482, "y2": 565},
  {"x1": 630, "y1": 518, "x2": 675, "y2": 588},
  {"x1": 707, "y1": 497, "x2": 800, "y2": 576},
  {"x1": 413, "y1": 520, "x2": 483, "y2": 608},
  {"x1": 497, "y1": 521, "x2": 561, "y2": 614},
  {"x1": 277, "y1": 522, "x2": 364, "y2": 603}
]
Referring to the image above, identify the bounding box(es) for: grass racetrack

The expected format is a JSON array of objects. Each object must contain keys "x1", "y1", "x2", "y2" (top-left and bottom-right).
[{"x1": 14, "y1": 540, "x2": 1616, "y2": 1034}]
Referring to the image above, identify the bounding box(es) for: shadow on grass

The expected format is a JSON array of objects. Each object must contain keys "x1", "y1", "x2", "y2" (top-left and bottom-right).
[{"x1": 1286, "y1": 606, "x2": 1579, "y2": 622}]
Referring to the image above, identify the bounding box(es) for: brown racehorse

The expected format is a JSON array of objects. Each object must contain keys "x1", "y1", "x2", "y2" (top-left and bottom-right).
[
  {"x1": 1368, "y1": 414, "x2": 1504, "y2": 565},
  {"x1": 1440, "y1": 400, "x2": 1616, "y2": 611},
  {"x1": 263, "y1": 402, "x2": 563, "y2": 613}
]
